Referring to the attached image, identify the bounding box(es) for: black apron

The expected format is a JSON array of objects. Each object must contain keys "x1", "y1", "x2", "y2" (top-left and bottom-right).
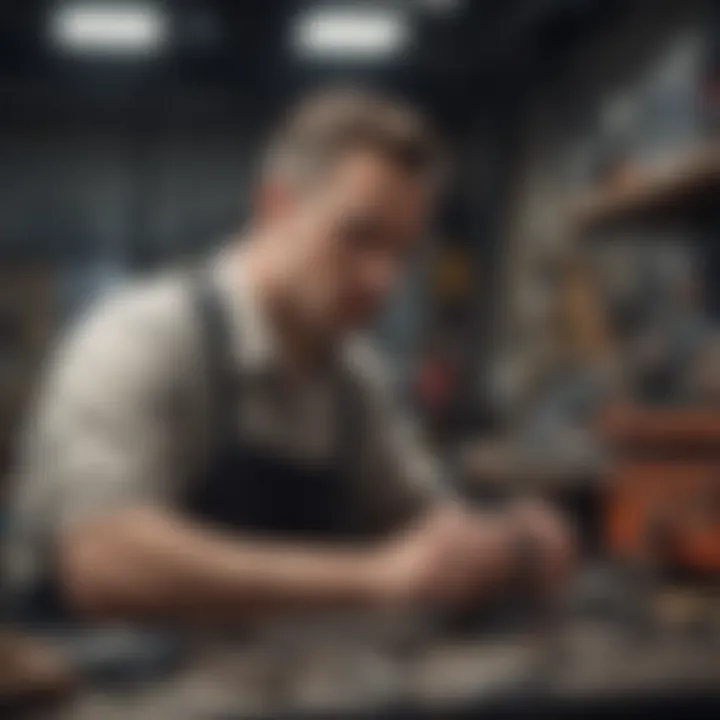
[
  {"x1": 185, "y1": 269, "x2": 361, "y2": 542},
  {"x1": 20, "y1": 270, "x2": 362, "y2": 623}
]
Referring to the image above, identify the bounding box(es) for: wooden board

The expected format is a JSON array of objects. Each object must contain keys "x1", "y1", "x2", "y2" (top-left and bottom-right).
[{"x1": 571, "y1": 143, "x2": 720, "y2": 234}]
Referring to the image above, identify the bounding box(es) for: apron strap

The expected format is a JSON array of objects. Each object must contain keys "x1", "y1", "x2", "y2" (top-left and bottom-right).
[
  {"x1": 191, "y1": 267, "x2": 240, "y2": 459},
  {"x1": 191, "y1": 265, "x2": 361, "y2": 497}
]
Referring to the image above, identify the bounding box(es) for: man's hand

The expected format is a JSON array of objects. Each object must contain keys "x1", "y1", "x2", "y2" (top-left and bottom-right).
[
  {"x1": 373, "y1": 503, "x2": 575, "y2": 610},
  {"x1": 374, "y1": 506, "x2": 518, "y2": 609},
  {"x1": 506, "y1": 499, "x2": 576, "y2": 596}
]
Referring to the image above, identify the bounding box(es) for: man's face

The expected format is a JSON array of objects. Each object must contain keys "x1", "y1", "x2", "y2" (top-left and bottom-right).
[{"x1": 268, "y1": 149, "x2": 433, "y2": 333}]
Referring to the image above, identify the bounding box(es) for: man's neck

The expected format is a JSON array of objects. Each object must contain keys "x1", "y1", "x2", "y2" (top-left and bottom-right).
[{"x1": 232, "y1": 233, "x2": 334, "y2": 374}]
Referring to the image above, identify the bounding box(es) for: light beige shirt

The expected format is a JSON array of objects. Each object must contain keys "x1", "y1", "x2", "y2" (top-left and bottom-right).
[{"x1": 5, "y1": 250, "x2": 446, "y2": 591}]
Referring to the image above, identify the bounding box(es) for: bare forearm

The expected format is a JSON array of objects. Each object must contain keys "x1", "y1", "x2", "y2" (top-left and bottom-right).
[
  {"x1": 59, "y1": 509, "x2": 382, "y2": 622},
  {"x1": 57, "y1": 503, "x2": 572, "y2": 622}
]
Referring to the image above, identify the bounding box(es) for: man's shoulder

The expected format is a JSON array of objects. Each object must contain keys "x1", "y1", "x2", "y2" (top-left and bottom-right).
[
  {"x1": 69, "y1": 270, "x2": 196, "y2": 351},
  {"x1": 88, "y1": 270, "x2": 192, "y2": 326},
  {"x1": 48, "y1": 270, "x2": 202, "y2": 393}
]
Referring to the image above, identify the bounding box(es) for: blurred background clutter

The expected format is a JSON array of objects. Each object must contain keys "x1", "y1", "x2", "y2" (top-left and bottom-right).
[{"x1": 0, "y1": 0, "x2": 719, "y2": 717}]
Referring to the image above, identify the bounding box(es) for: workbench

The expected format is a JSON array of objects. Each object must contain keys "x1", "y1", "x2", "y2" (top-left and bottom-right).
[{"x1": 44, "y1": 579, "x2": 720, "y2": 720}]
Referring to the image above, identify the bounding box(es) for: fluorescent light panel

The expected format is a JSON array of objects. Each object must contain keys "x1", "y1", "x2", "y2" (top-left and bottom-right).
[
  {"x1": 50, "y1": 2, "x2": 167, "y2": 55},
  {"x1": 293, "y1": 7, "x2": 409, "y2": 59}
]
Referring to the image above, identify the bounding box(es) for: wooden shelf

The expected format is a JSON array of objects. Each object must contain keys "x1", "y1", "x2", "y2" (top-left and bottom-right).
[
  {"x1": 601, "y1": 405, "x2": 720, "y2": 451},
  {"x1": 572, "y1": 142, "x2": 720, "y2": 234}
]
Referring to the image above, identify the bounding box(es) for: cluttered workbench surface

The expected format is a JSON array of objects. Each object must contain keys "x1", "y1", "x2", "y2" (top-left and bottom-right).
[{"x1": 44, "y1": 570, "x2": 719, "y2": 720}]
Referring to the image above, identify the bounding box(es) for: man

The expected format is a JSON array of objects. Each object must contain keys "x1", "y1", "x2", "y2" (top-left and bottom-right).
[{"x1": 5, "y1": 90, "x2": 572, "y2": 624}]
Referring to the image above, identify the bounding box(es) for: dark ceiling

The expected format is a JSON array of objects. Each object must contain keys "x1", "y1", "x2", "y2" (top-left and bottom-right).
[{"x1": 0, "y1": 0, "x2": 624, "y2": 131}]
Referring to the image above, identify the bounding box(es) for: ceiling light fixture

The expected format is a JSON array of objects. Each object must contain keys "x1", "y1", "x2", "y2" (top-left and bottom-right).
[
  {"x1": 49, "y1": 2, "x2": 168, "y2": 55},
  {"x1": 292, "y1": 7, "x2": 409, "y2": 60}
]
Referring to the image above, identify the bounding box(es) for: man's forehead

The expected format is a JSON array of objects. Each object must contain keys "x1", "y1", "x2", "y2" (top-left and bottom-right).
[{"x1": 318, "y1": 150, "x2": 432, "y2": 209}]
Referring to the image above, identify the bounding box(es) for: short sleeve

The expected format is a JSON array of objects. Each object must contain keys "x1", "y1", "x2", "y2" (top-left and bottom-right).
[{"x1": 14, "y1": 280, "x2": 192, "y2": 536}]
